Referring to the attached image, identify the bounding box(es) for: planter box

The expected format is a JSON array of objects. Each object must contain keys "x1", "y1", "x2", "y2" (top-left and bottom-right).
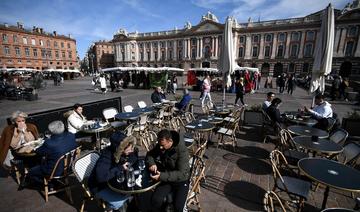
[
  {"x1": 244, "y1": 110, "x2": 263, "y2": 126},
  {"x1": 342, "y1": 118, "x2": 360, "y2": 137}
]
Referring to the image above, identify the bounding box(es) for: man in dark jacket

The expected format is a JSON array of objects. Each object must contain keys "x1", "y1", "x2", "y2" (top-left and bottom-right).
[
  {"x1": 265, "y1": 98, "x2": 283, "y2": 124},
  {"x1": 151, "y1": 86, "x2": 166, "y2": 103},
  {"x1": 88, "y1": 132, "x2": 137, "y2": 210},
  {"x1": 175, "y1": 89, "x2": 192, "y2": 111},
  {"x1": 146, "y1": 129, "x2": 190, "y2": 212},
  {"x1": 21, "y1": 120, "x2": 78, "y2": 188}
]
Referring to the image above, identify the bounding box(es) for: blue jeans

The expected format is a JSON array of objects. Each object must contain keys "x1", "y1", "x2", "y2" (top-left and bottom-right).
[{"x1": 95, "y1": 187, "x2": 129, "y2": 209}]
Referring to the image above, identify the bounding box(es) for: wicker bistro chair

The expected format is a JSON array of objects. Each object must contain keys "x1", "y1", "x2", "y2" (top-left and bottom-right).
[
  {"x1": 72, "y1": 151, "x2": 105, "y2": 212},
  {"x1": 123, "y1": 123, "x2": 134, "y2": 137},
  {"x1": 341, "y1": 142, "x2": 360, "y2": 167},
  {"x1": 216, "y1": 117, "x2": 241, "y2": 151},
  {"x1": 163, "y1": 105, "x2": 175, "y2": 127},
  {"x1": 137, "y1": 101, "x2": 147, "y2": 109},
  {"x1": 184, "y1": 112, "x2": 196, "y2": 124},
  {"x1": 185, "y1": 155, "x2": 206, "y2": 212},
  {"x1": 263, "y1": 191, "x2": 289, "y2": 212},
  {"x1": 329, "y1": 128, "x2": 349, "y2": 146},
  {"x1": 42, "y1": 146, "x2": 81, "y2": 202},
  {"x1": 123, "y1": 105, "x2": 134, "y2": 113},
  {"x1": 102, "y1": 107, "x2": 127, "y2": 129},
  {"x1": 223, "y1": 106, "x2": 245, "y2": 134},
  {"x1": 133, "y1": 114, "x2": 149, "y2": 138},
  {"x1": 147, "y1": 108, "x2": 165, "y2": 131},
  {"x1": 269, "y1": 150, "x2": 311, "y2": 211},
  {"x1": 140, "y1": 130, "x2": 158, "y2": 152},
  {"x1": 278, "y1": 129, "x2": 308, "y2": 167}
]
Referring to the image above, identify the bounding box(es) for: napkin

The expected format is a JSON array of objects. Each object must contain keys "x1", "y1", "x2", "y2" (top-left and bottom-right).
[
  {"x1": 135, "y1": 175, "x2": 142, "y2": 187},
  {"x1": 186, "y1": 125, "x2": 195, "y2": 129},
  {"x1": 184, "y1": 138, "x2": 193, "y2": 142}
]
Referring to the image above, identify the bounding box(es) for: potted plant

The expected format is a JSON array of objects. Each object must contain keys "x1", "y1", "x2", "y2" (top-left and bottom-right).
[
  {"x1": 342, "y1": 110, "x2": 360, "y2": 137},
  {"x1": 243, "y1": 104, "x2": 264, "y2": 126}
]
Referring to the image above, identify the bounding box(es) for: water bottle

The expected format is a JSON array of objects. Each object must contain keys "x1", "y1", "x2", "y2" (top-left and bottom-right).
[{"x1": 126, "y1": 166, "x2": 135, "y2": 188}]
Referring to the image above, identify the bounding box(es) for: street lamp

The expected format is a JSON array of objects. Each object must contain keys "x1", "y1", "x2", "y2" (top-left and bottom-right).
[{"x1": 89, "y1": 53, "x2": 95, "y2": 75}]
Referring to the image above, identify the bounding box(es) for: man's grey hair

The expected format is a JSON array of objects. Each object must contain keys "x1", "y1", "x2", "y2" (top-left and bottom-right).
[
  {"x1": 11, "y1": 111, "x2": 28, "y2": 123},
  {"x1": 48, "y1": 120, "x2": 65, "y2": 135},
  {"x1": 183, "y1": 89, "x2": 189, "y2": 95}
]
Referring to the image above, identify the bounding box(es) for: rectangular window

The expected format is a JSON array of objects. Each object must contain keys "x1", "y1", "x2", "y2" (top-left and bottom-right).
[
  {"x1": 41, "y1": 49, "x2": 46, "y2": 58},
  {"x1": 31, "y1": 39, "x2": 36, "y2": 45},
  {"x1": 33, "y1": 48, "x2": 38, "y2": 57},
  {"x1": 2, "y1": 34, "x2": 8, "y2": 42},
  {"x1": 55, "y1": 50, "x2": 59, "y2": 59},
  {"x1": 239, "y1": 36, "x2": 245, "y2": 43},
  {"x1": 290, "y1": 44, "x2": 298, "y2": 57},
  {"x1": 306, "y1": 31, "x2": 315, "y2": 41},
  {"x1": 67, "y1": 43, "x2": 71, "y2": 48},
  {"x1": 264, "y1": 46, "x2": 271, "y2": 57},
  {"x1": 252, "y1": 46, "x2": 258, "y2": 57},
  {"x1": 40, "y1": 40, "x2": 44, "y2": 46},
  {"x1": 47, "y1": 50, "x2": 52, "y2": 58},
  {"x1": 4, "y1": 46, "x2": 10, "y2": 55},
  {"x1": 25, "y1": 47, "x2": 30, "y2": 57},
  {"x1": 13, "y1": 35, "x2": 18, "y2": 43},
  {"x1": 23, "y1": 37, "x2": 28, "y2": 45},
  {"x1": 68, "y1": 51, "x2": 72, "y2": 59},
  {"x1": 61, "y1": 42, "x2": 64, "y2": 48},
  {"x1": 15, "y1": 47, "x2": 21, "y2": 56},
  {"x1": 47, "y1": 40, "x2": 50, "y2": 47},
  {"x1": 238, "y1": 47, "x2": 244, "y2": 58},
  {"x1": 54, "y1": 41, "x2": 58, "y2": 47},
  {"x1": 62, "y1": 51, "x2": 65, "y2": 58}
]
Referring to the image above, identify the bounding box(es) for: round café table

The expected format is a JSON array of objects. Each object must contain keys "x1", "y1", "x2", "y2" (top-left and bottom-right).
[
  {"x1": 298, "y1": 158, "x2": 360, "y2": 209},
  {"x1": 287, "y1": 125, "x2": 329, "y2": 138},
  {"x1": 293, "y1": 136, "x2": 343, "y2": 156},
  {"x1": 284, "y1": 115, "x2": 318, "y2": 126},
  {"x1": 115, "y1": 112, "x2": 140, "y2": 121},
  {"x1": 202, "y1": 115, "x2": 224, "y2": 125},
  {"x1": 133, "y1": 107, "x2": 155, "y2": 115},
  {"x1": 108, "y1": 169, "x2": 160, "y2": 195},
  {"x1": 185, "y1": 120, "x2": 215, "y2": 132},
  {"x1": 81, "y1": 122, "x2": 112, "y2": 150}
]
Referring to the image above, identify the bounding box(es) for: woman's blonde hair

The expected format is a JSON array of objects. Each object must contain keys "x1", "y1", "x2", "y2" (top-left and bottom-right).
[
  {"x1": 11, "y1": 111, "x2": 28, "y2": 123},
  {"x1": 114, "y1": 136, "x2": 137, "y2": 163}
]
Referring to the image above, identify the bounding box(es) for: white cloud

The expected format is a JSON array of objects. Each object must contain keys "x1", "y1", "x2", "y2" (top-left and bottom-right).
[{"x1": 121, "y1": 0, "x2": 163, "y2": 18}]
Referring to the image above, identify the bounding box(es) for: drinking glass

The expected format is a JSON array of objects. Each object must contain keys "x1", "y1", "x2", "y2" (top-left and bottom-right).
[
  {"x1": 138, "y1": 160, "x2": 145, "y2": 171},
  {"x1": 117, "y1": 171, "x2": 125, "y2": 183},
  {"x1": 126, "y1": 166, "x2": 135, "y2": 188},
  {"x1": 44, "y1": 131, "x2": 51, "y2": 138}
]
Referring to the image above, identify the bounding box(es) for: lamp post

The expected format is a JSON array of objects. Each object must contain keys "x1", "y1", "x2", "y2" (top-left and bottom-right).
[{"x1": 89, "y1": 53, "x2": 95, "y2": 76}]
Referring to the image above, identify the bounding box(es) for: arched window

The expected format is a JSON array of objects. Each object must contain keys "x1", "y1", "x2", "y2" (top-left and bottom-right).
[
  {"x1": 238, "y1": 47, "x2": 244, "y2": 58},
  {"x1": 345, "y1": 41, "x2": 355, "y2": 57},
  {"x1": 264, "y1": 46, "x2": 271, "y2": 57},
  {"x1": 348, "y1": 26, "x2": 358, "y2": 37},
  {"x1": 253, "y1": 35, "x2": 259, "y2": 43},
  {"x1": 290, "y1": 44, "x2": 298, "y2": 57},
  {"x1": 277, "y1": 45, "x2": 284, "y2": 57},
  {"x1": 239, "y1": 36, "x2": 245, "y2": 43},
  {"x1": 252, "y1": 46, "x2": 258, "y2": 57},
  {"x1": 278, "y1": 33, "x2": 286, "y2": 42},
  {"x1": 265, "y1": 34, "x2": 272, "y2": 42},
  {"x1": 291, "y1": 32, "x2": 300, "y2": 41},
  {"x1": 304, "y1": 43, "x2": 313, "y2": 57}
]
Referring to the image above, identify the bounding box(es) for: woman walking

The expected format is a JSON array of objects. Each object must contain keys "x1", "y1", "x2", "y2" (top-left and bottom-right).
[
  {"x1": 235, "y1": 78, "x2": 245, "y2": 106},
  {"x1": 201, "y1": 75, "x2": 213, "y2": 108}
]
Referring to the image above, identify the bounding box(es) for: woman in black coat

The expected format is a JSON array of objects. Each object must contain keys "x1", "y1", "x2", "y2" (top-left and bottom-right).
[{"x1": 265, "y1": 98, "x2": 283, "y2": 124}]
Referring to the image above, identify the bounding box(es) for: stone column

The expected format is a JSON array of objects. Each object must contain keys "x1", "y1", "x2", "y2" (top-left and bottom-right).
[
  {"x1": 333, "y1": 28, "x2": 341, "y2": 57},
  {"x1": 258, "y1": 34, "x2": 264, "y2": 59},
  {"x1": 157, "y1": 41, "x2": 161, "y2": 62},
  {"x1": 150, "y1": 42, "x2": 154, "y2": 61},
  {"x1": 165, "y1": 41, "x2": 168, "y2": 61},
  {"x1": 211, "y1": 36, "x2": 215, "y2": 57},
  {"x1": 188, "y1": 38, "x2": 191, "y2": 59},
  {"x1": 215, "y1": 36, "x2": 219, "y2": 58},
  {"x1": 173, "y1": 40, "x2": 177, "y2": 60},
  {"x1": 284, "y1": 32, "x2": 291, "y2": 59},
  {"x1": 200, "y1": 37, "x2": 203, "y2": 58},
  {"x1": 271, "y1": 33, "x2": 278, "y2": 59},
  {"x1": 337, "y1": 28, "x2": 347, "y2": 57},
  {"x1": 355, "y1": 33, "x2": 360, "y2": 57},
  {"x1": 245, "y1": 34, "x2": 252, "y2": 59},
  {"x1": 298, "y1": 31, "x2": 305, "y2": 59}
]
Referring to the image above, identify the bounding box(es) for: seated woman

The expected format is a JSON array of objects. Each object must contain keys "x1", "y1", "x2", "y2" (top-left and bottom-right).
[
  {"x1": 265, "y1": 98, "x2": 283, "y2": 124},
  {"x1": 66, "y1": 103, "x2": 87, "y2": 135},
  {"x1": 88, "y1": 132, "x2": 138, "y2": 211},
  {"x1": 0, "y1": 111, "x2": 39, "y2": 168},
  {"x1": 175, "y1": 89, "x2": 192, "y2": 111}
]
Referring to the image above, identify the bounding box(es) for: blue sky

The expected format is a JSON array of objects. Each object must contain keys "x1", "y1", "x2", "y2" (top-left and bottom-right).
[{"x1": 0, "y1": 0, "x2": 348, "y2": 59}]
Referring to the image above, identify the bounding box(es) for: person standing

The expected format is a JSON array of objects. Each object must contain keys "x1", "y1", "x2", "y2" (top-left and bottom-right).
[
  {"x1": 278, "y1": 74, "x2": 286, "y2": 94},
  {"x1": 172, "y1": 74, "x2": 178, "y2": 94},
  {"x1": 331, "y1": 75, "x2": 341, "y2": 101},
  {"x1": 339, "y1": 77, "x2": 349, "y2": 101},
  {"x1": 201, "y1": 75, "x2": 212, "y2": 108},
  {"x1": 146, "y1": 130, "x2": 190, "y2": 212},
  {"x1": 99, "y1": 74, "x2": 107, "y2": 94},
  {"x1": 262, "y1": 92, "x2": 275, "y2": 110},
  {"x1": 235, "y1": 78, "x2": 245, "y2": 106},
  {"x1": 286, "y1": 74, "x2": 295, "y2": 95}
]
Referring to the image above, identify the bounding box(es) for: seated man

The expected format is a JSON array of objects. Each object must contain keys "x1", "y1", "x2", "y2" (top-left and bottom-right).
[
  {"x1": 66, "y1": 103, "x2": 87, "y2": 134},
  {"x1": 21, "y1": 120, "x2": 78, "y2": 189},
  {"x1": 151, "y1": 87, "x2": 166, "y2": 103},
  {"x1": 175, "y1": 89, "x2": 192, "y2": 111},
  {"x1": 262, "y1": 92, "x2": 275, "y2": 110},
  {"x1": 304, "y1": 94, "x2": 333, "y2": 120},
  {"x1": 146, "y1": 129, "x2": 190, "y2": 212},
  {"x1": 265, "y1": 98, "x2": 283, "y2": 124},
  {"x1": 88, "y1": 133, "x2": 137, "y2": 211}
]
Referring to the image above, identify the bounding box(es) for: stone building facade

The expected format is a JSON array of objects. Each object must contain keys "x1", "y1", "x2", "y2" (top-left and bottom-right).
[
  {"x1": 0, "y1": 22, "x2": 78, "y2": 70},
  {"x1": 88, "y1": 40, "x2": 114, "y2": 72},
  {"x1": 112, "y1": 1, "x2": 360, "y2": 78}
]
